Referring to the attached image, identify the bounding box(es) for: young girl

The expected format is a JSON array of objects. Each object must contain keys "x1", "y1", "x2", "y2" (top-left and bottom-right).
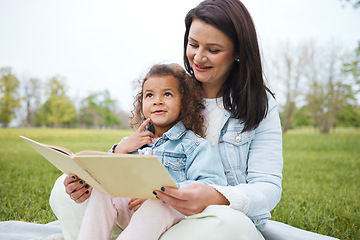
[{"x1": 77, "y1": 63, "x2": 227, "y2": 240}]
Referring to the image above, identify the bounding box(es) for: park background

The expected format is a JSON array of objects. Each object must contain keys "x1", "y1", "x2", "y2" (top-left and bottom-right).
[{"x1": 1, "y1": 0, "x2": 360, "y2": 239}]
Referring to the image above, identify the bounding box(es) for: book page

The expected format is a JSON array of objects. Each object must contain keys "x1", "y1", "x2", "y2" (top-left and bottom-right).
[
  {"x1": 75, "y1": 154, "x2": 178, "y2": 199},
  {"x1": 48, "y1": 145, "x2": 73, "y2": 157},
  {"x1": 74, "y1": 150, "x2": 113, "y2": 157},
  {"x1": 21, "y1": 136, "x2": 178, "y2": 199},
  {"x1": 20, "y1": 136, "x2": 107, "y2": 193}
]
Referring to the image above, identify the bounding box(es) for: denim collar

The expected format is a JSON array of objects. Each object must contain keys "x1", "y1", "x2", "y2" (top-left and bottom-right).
[{"x1": 161, "y1": 121, "x2": 187, "y2": 141}]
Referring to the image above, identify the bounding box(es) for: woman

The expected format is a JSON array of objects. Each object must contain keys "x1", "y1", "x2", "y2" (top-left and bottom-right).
[{"x1": 50, "y1": 0, "x2": 337, "y2": 239}]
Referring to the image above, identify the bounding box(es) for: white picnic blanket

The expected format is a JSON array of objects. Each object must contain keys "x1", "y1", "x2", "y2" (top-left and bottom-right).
[
  {"x1": 0, "y1": 219, "x2": 340, "y2": 240},
  {"x1": 0, "y1": 220, "x2": 62, "y2": 240}
]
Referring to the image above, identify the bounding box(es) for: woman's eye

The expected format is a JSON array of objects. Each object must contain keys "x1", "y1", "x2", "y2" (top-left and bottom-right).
[
  {"x1": 209, "y1": 49, "x2": 220, "y2": 53},
  {"x1": 189, "y1": 43, "x2": 198, "y2": 48}
]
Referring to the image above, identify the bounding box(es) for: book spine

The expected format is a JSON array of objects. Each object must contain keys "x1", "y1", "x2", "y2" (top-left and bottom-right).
[{"x1": 85, "y1": 169, "x2": 101, "y2": 186}]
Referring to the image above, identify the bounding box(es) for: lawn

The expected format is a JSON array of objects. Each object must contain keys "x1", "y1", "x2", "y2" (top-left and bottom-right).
[{"x1": 0, "y1": 127, "x2": 359, "y2": 239}]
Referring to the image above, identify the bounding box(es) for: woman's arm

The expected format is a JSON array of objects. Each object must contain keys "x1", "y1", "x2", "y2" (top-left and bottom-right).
[
  {"x1": 154, "y1": 184, "x2": 229, "y2": 216},
  {"x1": 64, "y1": 174, "x2": 92, "y2": 203},
  {"x1": 156, "y1": 97, "x2": 283, "y2": 220}
]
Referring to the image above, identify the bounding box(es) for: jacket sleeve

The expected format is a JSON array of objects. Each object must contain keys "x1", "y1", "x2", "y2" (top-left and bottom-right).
[
  {"x1": 178, "y1": 139, "x2": 227, "y2": 189},
  {"x1": 213, "y1": 96, "x2": 283, "y2": 228}
]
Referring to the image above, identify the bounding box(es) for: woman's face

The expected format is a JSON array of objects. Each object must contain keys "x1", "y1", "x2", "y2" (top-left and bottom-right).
[{"x1": 186, "y1": 18, "x2": 235, "y2": 98}]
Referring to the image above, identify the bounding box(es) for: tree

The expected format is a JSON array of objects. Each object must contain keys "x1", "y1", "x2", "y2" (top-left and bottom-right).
[
  {"x1": 292, "y1": 105, "x2": 313, "y2": 127},
  {"x1": 340, "y1": 0, "x2": 360, "y2": 8},
  {"x1": 306, "y1": 42, "x2": 353, "y2": 133},
  {"x1": 23, "y1": 77, "x2": 42, "y2": 127},
  {"x1": 268, "y1": 41, "x2": 314, "y2": 133},
  {"x1": 79, "y1": 90, "x2": 121, "y2": 128},
  {"x1": 269, "y1": 40, "x2": 356, "y2": 133},
  {"x1": 335, "y1": 105, "x2": 360, "y2": 127},
  {"x1": 0, "y1": 67, "x2": 21, "y2": 127},
  {"x1": 342, "y1": 41, "x2": 360, "y2": 99},
  {"x1": 36, "y1": 76, "x2": 77, "y2": 127}
]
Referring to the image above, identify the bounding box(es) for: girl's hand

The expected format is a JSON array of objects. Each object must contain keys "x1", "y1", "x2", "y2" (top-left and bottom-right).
[
  {"x1": 64, "y1": 174, "x2": 92, "y2": 203},
  {"x1": 128, "y1": 198, "x2": 148, "y2": 212},
  {"x1": 114, "y1": 118, "x2": 154, "y2": 154},
  {"x1": 154, "y1": 184, "x2": 229, "y2": 216}
]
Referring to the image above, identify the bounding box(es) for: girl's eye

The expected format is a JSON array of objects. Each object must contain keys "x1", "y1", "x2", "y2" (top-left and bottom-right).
[
  {"x1": 164, "y1": 92, "x2": 172, "y2": 97},
  {"x1": 145, "y1": 93, "x2": 153, "y2": 98}
]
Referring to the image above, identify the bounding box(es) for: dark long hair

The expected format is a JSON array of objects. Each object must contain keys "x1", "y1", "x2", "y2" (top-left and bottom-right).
[
  {"x1": 184, "y1": 0, "x2": 274, "y2": 132},
  {"x1": 130, "y1": 63, "x2": 206, "y2": 137}
]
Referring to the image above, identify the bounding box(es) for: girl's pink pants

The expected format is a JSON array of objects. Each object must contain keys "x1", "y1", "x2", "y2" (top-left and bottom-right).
[{"x1": 78, "y1": 189, "x2": 184, "y2": 240}]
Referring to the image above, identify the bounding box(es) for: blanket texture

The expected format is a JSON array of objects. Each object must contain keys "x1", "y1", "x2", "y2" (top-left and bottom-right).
[{"x1": 0, "y1": 220, "x2": 62, "y2": 240}]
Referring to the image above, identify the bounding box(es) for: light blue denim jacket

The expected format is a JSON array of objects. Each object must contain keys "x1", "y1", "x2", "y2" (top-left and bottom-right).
[
  {"x1": 214, "y1": 95, "x2": 283, "y2": 228},
  {"x1": 116, "y1": 121, "x2": 227, "y2": 189}
]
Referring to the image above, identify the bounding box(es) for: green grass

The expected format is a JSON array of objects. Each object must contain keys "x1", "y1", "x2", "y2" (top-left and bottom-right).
[
  {"x1": 0, "y1": 128, "x2": 359, "y2": 239},
  {"x1": 0, "y1": 128, "x2": 133, "y2": 223},
  {"x1": 272, "y1": 129, "x2": 360, "y2": 239}
]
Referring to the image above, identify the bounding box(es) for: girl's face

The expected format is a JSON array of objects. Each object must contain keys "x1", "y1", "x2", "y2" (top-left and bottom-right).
[
  {"x1": 142, "y1": 75, "x2": 182, "y2": 137},
  {"x1": 186, "y1": 18, "x2": 235, "y2": 98}
]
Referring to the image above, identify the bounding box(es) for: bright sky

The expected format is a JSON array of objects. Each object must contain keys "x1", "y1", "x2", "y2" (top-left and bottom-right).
[{"x1": 1, "y1": 0, "x2": 359, "y2": 112}]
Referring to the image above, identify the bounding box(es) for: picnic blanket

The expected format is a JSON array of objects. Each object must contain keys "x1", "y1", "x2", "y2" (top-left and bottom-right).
[
  {"x1": 0, "y1": 220, "x2": 62, "y2": 240},
  {"x1": 0, "y1": 219, "x2": 339, "y2": 240}
]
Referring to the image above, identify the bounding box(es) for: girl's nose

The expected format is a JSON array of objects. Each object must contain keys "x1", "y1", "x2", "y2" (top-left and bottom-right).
[{"x1": 153, "y1": 96, "x2": 163, "y2": 105}]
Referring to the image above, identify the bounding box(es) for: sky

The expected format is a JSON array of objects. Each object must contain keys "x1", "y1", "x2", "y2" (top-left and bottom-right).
[{"x1": 1, "y1": 0, "x2": 360, "y2": 113}]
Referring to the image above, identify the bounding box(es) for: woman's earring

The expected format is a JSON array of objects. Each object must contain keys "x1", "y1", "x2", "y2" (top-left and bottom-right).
[{"x1": 235, "y1": 58, "x2": 240, "y2": 62}]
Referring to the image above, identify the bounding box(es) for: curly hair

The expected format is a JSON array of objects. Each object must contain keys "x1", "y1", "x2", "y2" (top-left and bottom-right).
[{"x1": 130, "y1": 63, "x2": 206, "y2": 137}]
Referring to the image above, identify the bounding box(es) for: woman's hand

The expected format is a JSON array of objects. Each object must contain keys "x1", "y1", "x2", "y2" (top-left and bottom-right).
[
  {"x1": 128, "y1": 198, "x2": 148, "y2": 212},
  {"x1": 154, "y1": 184, "x2": 229, "y2": 216},
  {"x1": 114, "y1": 118, "x2": 154, "y2": 154},
  {"x1": 64, "y1": 174, "x2": 92, "y2": 203}
]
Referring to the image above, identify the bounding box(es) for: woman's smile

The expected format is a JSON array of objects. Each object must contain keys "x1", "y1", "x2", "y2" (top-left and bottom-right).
[
  {"x1": 194, "y1": 63, "x2": 212, "y2": 72},
  {"x1": 186, "y1": 18, "x2": 235, "y2": 98}
]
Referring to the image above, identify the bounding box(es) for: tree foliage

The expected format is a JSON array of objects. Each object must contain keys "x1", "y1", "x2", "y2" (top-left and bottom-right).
[
  {"x1": 79, "y1": 90, "x2": 121, "y2": 128},
  {"x1": 306, "y1": 43, "x2": 353, "y2": 133},
  {"x1": 340, "y1": 0, "x2": 360, "y2": 8},
  {"x1": 342, "y1": 41, "x2": 360, "y2": 88},
  {"x1": 23, "y1": 77, "x2": 42, "y2": 127},
  {"x1": 0, "y1": 67, "x2": 21, "y2": 127},
  {"x1": 268, "y1": 41, "x2": 358, "y2": 133},
  {"x1": 36, "y1": 77, "x2": 77, "y2": 128},
  {"x1": 271, "y1": 42, "x2": 314, "y2": 133}
]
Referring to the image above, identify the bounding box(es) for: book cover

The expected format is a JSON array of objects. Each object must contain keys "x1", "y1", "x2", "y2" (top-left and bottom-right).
[{"x1": 20, "y1": 136, "x2": 178, "y2": 199}]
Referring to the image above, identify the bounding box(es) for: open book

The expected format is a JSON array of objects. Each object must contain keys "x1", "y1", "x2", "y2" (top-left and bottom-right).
[{"x1": 20, "y1": 136, "x2": 178, "y2": 199}]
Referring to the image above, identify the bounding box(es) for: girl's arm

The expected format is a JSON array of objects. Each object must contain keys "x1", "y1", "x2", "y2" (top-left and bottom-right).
[{"x1": 114, "y1": 118, "x2": 154, "y2": 153}]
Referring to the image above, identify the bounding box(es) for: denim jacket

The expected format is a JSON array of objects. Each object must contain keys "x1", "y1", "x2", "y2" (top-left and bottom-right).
[
  {"x1": 213, "y1": 95, "x2": 283, "y2": 228},
  {"x1": 116, "y1": 121, "x2": 227, "y2": 189}
]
